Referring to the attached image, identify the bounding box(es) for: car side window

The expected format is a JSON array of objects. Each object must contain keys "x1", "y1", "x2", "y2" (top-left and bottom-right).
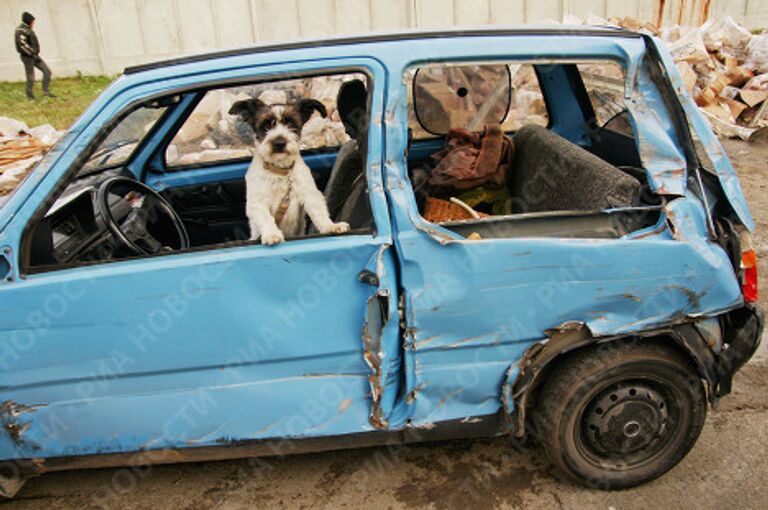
[
  {"x1": 405, "y1": 60, "x2": 654, "y2": 241},
  {"x1": 501, "y1": 64, "x2": 549, "y2": 131},
  {"x1": 166, "y1": 74, "x2": 365, "y2": 168},
  {"x1": 578, "y1": 62, "x2": 632, "y2": 135},
  {"x1": 79, "y1": 105, "x2": 169, "y2": 175},
  {"x1": 406, "y1": 63, "x2": 548, "y2": 140},
  {"x1": 25, "y1": 71, "x2": 375, "y2": 273}
]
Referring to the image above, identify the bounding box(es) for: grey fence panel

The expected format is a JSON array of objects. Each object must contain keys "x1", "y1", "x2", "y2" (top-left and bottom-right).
[{"x1": 0, "y1": 0, "x2": 765, "y2": 81}]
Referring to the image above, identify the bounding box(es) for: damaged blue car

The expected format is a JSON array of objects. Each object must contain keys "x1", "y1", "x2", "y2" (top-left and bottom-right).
[{"x1": 0, "y1": 26, "x2": 763, "y2": 496}]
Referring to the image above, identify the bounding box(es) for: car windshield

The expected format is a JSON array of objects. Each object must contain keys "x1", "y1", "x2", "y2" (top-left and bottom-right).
[{"x1": 78, "y1": 104, "x2": 168, "y2": 176}]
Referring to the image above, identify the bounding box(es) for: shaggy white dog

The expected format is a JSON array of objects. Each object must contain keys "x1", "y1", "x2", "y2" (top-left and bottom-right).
[{"x1": 229, "y1": 96, "x2": 349, "y2": 245}]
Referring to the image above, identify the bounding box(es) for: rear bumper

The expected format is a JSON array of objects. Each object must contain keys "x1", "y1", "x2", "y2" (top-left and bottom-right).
[{"x1": 715, "y1": 304, "x2": 764, "y2": 397}]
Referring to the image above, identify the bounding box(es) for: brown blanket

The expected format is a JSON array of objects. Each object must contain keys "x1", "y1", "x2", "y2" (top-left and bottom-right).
[{"x1": 428, "y1": 124, "x2": 514, "y2": 192}]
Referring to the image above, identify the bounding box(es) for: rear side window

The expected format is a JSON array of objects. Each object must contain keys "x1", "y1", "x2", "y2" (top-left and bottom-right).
[
  {"x1": 412, "y1": 64, "x2": 512, "y2": 135},
  {"x1": 578, "y1": 62, "x2": 631, "y2": 134},
  {"x1": 501, "y1": 64, "x2": 548, "y2": 131},
  {"x1": 166, "y1": 73, "x2": 365, "y2": 168},
  {"x1": 404, "y1": 59, "x2": 653, "y2": 240},
  {"x1": 408, "y1": 63, "x2": 548, "y2": 139}
]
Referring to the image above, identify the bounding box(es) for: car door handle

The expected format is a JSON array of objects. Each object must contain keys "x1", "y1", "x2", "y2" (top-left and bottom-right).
[{"x1": 358, "y1": 269, "x2": 379, "y2": 287}]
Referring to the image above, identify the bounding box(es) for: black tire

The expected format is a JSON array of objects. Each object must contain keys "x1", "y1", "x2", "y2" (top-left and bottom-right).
[{"x1": 533, "y1": 339, "x2": 707, "y2": 489}]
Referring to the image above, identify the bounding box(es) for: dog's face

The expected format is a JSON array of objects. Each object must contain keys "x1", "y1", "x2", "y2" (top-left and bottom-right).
[{"x1": 229, "y1": 98, "x2": 327, "y2": 168}]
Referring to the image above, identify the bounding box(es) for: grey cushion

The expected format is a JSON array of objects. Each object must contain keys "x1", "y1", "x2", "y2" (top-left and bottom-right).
[
  {"x1": 336, "y1": 171, "x2": 372, "y2": 230},
  {"x1": 509, "y1": 125, "x2": 641, "y2": 213},
  {"x1": 325, "y1": 140, "x2": 363, "y2": 220},
  {"x1": 324, "y1": 79, "x2": 369, "y2": 223}
]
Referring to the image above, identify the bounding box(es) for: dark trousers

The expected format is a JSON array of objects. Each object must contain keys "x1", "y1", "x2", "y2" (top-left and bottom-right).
[{"x1": 21, "y1": 55, "x2": 51, "y2": 99}]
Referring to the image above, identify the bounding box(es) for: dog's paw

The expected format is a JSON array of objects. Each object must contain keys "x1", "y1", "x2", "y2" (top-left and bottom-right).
[
  {"x1": 261, "y1": 229, "x2": 285, "y2": 246},
  {"x1": 322, "y1": 222, "x2": 350, "y2": 234}
]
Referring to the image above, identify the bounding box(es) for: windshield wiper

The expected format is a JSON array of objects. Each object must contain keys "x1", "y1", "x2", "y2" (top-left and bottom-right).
[
  {"x1": 78, "y1": 139, "x2": 139, "y2": 177},
  {"x1": 87, "y1": 139, "x2": 139, "y2": 164}
]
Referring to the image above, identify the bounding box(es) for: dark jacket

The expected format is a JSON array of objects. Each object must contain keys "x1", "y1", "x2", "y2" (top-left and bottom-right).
[{"x1": 15, "y1": 22, "x2": 40, "y2": 59}]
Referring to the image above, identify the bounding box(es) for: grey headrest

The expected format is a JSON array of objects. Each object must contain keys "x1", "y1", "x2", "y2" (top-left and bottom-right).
[{"x1": 337, "y1": 79, "x2": 367, "y2": 140}]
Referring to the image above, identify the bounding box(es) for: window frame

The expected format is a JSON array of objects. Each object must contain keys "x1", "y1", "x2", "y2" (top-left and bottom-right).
[
  {"x1": 21, "y1": 65, "x2": 380, "y2": 275},
  {"x1": 401, "y1": 57, "x2": 654, "y2": 239},
  {"x1": 575, "y1": 61, "x2": 630, "y2": 130},
  {"x1": 411, "y1": 64, "x2": 513, "y2": 137},
  {"x1": 158, "y1": 71, "x2": 371, "y2": 173},
  {"x1": 77, "y1": 102, "x2": 173, "y2": 177},
  {"x1": 406, "y1": 61, "x2": 557, "y2": 142}
]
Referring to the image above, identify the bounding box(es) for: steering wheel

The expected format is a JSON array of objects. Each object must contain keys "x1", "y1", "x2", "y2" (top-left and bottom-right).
[{"x1": 97, "y1": 177, "x2": 189, "y2": 255}]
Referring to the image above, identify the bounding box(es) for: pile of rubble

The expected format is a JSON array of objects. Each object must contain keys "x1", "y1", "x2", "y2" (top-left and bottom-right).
[
  {"x1": 664, "y1": 17, "x2": 768, "y2": 140},
  {"x1": 0, "y1": 117, "x2": 61, "y2": 196}
]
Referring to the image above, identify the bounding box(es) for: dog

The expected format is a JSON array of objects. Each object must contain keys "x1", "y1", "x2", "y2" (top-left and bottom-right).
[{"x1": 229, "y1": 97, "x2": 350, "y2": 245}]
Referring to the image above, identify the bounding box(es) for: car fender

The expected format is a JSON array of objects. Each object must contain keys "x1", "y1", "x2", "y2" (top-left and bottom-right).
[{"x1": 500, "y1": 308, "x2": 763, "y2": 438}]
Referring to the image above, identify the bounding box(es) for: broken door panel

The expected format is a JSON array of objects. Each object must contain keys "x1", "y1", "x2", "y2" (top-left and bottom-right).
[
  {"x1": 360, "y1": 244, "x2": 401, "y2": 429},
  {"x1": 390, "y1": 190, "x2": 742, "y2": 426},
  {"x1": 648, "y1": 36, "x2": 755, "y2": 231}
]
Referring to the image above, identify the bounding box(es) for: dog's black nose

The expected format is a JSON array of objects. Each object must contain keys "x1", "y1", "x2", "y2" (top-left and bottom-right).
[{"x1": 272, "y1": 138, "x2": 287, "y2": 152}]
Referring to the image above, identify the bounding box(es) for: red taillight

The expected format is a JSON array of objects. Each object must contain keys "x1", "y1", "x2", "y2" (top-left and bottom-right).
[
  {"x1": 742, "y1": 249, "x2": 758, "y2": 303},
  {"x1": 739, "y1": 229, "x2": 758, "y2": 303}
]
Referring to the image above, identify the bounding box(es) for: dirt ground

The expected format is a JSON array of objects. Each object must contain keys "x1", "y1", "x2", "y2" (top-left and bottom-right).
[{"x1": 3, "y1": 140, "x2": 768, "y2": 510}]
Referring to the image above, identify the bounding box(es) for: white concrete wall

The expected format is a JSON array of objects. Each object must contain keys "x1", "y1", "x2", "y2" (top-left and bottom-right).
[{"x1": 1, "y1": 0, "x2": 766, "y2": 81}]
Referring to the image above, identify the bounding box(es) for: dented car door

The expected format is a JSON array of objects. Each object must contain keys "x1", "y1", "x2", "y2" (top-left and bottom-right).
[
  {"x1": 0, "y1": 58, "x2": 398, "y2": 463},
  {"x1": 381, "y1": 34, "x2": 748, "y2": 430}
]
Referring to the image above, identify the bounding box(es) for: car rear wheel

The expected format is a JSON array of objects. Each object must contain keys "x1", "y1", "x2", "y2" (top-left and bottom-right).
[{"x1": 533, "y1": 339, "x2": 707, "y2": 489}]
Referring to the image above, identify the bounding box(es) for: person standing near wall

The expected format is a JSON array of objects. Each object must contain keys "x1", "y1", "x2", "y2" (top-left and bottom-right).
[{"x1": 15, "y1": 12, "x2": 54, "y2": 100}]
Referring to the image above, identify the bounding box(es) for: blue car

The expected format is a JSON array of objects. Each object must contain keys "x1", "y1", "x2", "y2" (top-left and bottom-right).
[{"x1": 0, "y1": 26, "x2": 762, "y2": 496}]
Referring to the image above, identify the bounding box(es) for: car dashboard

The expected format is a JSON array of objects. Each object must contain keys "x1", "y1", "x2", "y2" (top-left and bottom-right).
[{"x1": 28, "y1": 186, "x2": 113, "y2": 268}]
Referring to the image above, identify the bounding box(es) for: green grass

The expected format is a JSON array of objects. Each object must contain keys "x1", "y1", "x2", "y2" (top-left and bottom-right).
[{"x1": 0, "y1": 75, "x2": 115, "y2": 130}]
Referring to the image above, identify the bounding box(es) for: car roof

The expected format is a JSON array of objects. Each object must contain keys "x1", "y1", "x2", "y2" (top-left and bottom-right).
[{"x1": 124, "y1": 25, "x2": 641, "y2": 75}]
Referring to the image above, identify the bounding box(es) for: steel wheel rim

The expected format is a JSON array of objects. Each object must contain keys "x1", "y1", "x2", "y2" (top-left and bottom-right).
[{"x1": 575, "y1": 377, "x2": 682, "y2": 470}]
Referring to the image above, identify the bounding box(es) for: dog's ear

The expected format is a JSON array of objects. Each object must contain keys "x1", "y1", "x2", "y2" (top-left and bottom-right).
[
  {"x1": 229, "y1": 98, "x2": 267, "y2": 125},
  {"x1": 294, "y1": 98, "x2": 327, "y2": 124}
]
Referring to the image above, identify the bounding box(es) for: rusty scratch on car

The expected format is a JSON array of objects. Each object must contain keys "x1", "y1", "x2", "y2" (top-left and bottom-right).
[
  {"x1": 502, "y1": 322, "x2": 593, "y2": 437},
  {"x1": 361, "y1": 244, "x2": 391, "y2": 430},
  {"x1": 0, "y1": 401, "x2": 44, "y2": 447},
  {"x1": 433, "y1": 388, "x2": 466, "y2": 411},
  {"x1": 405, "y1": 383, "x2": 425, "y2": 404}
]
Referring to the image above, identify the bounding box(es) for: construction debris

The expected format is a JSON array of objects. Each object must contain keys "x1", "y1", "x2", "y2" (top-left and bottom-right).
[
  {"x1": 650, "y1": 16, "x2": 768, "y2": 140},
  {"x1": 0, "y1": 117, "x2": 62, "y2": 196}
]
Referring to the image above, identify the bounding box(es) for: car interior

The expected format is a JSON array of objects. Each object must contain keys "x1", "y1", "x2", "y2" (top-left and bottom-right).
[
  {"x1": 25, "y1": 60, "x2": 662, "y2": 272},
  {"x1": 405, "y1": 62, "x2": 660, "y2": 240}
]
